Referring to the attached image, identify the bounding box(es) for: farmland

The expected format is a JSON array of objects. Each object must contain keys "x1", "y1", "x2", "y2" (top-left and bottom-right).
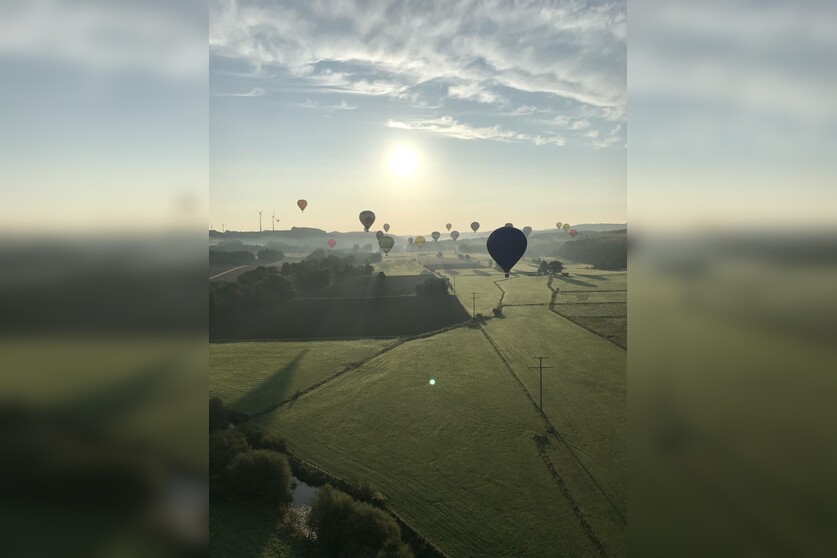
[{"x1": 209, "y1": 252, "x2": 627, "y2": 557}]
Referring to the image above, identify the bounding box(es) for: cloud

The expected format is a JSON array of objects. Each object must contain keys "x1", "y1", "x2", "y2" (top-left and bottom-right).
[
  {"x1": 297, "y1": 98, "x2": 358, "y2": 110},
  {"x1": 210, "y1": 0, "x2": 626, "y2": 126},
  {"x1": 212, "y1": 87, "x2": 265, "y2": 97},
  {"x1": 386, "y1": 115, "x2": 565, "y2": 146}
]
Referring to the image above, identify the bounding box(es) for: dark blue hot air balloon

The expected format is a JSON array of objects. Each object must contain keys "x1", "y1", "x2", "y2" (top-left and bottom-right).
[{"x1": 487, "y1": 226, "x2": 528, "y2": 277}]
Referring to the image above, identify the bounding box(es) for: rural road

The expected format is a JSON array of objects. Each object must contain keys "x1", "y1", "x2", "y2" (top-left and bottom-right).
[{"x1": 209, "y1": 264, "x2": 249, "y2": 281}]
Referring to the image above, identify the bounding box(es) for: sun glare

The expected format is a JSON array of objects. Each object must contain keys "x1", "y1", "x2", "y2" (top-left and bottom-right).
[{"x1": 389, "y1": 148, "x2": 418, "y2": 178}]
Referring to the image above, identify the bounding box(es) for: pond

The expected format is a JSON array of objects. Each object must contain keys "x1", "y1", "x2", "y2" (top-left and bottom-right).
[{"x1": 292, "y1": 477, "x2": 320, "y2": 507}]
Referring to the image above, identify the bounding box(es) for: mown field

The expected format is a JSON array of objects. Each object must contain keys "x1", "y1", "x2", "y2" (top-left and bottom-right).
[
  {"x1": 255, "y1": 327, "x2": 613, "y2": 557},
  {"x1": 209, "y1": 339, "x2": 395, "y2": 414}
]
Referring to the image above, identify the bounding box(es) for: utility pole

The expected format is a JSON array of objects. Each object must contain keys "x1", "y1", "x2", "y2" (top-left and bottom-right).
[
  {"x1": 471, "y1": 292, "x2": 479, "y2": 318},
  {"x1": 272, "y1": 211, "x2": 275, "y2": 231},
  {"x1": 452, "y1": 275, "x2": 456, "y2": 292},
  {"x1": 531, "y1": 357, "x2": 553, "y2": 412}
]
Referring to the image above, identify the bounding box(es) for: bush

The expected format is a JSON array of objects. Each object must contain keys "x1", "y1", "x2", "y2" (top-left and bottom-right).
[
  {"x1": 209, "y1": 397, "x2": 229, "y2": 432},
  {"x1": 377, "y1": 539, "x2": 415, "y2": 558},
  {"x1": 415, "y1": 277, "x2": 450, "y2": 296},
  {"x1": 492, "y1": 307, "x2": 503, "y2": 317},
  {"x1": 378, "y1": 271, "x2": 386, "y2": 280},
  {"x1": 436, "y1": 252, "x2": 443, "y2": 258},
  {"x1": 226, "y1": 449, "x2": 294, "y2": 506},
  {"x1": 210, "y1": 429, "x2": 249, "y2": 476},
  {"x1": 309, "y1": 485, "x2": 401, "y2": 557},
  {"x1": 238, "y1": 424, "x2": 287, "y2": 452}
]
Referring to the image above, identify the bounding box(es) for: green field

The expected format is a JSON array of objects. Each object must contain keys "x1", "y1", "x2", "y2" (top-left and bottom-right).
[
  {"x1": 255, "y1": 327, "x2": 612, "y2": 557},
  {"x1": 483, "y1": 306, "x2": 627, "y2": 518},
  {"x1": 208, "y1": 254, "x2": 627, "y2": 557},
  {"x1": 210, "y1": 502, "x2": 308, "y2": 558},
  {"x1": 209, "y1": 340, "x2": 394, "y2": 414}
]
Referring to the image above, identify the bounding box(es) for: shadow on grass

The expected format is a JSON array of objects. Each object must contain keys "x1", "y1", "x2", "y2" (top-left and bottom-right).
[
  {"x1": 554, "y1": 275, "x2": 597, "y2": 288},
  {"x1": 235, "y1": 350, "x2": 307, "y2": 414},
  {"x1": 472, "y1": 270, "x2": 491, "y2": 276}
]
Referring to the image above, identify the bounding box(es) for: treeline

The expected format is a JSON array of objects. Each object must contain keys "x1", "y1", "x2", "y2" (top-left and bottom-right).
[
  {"x1": 279, "y1": 250, "x2": 380, "y2": 292},
  {"x1": 210, "y1": 398, "x2": 416, "y2": 557},
  {"x1": 558, "y1": 231, "x2": 627, "y2": 269},
  {"x1": 209, "y1": 248, "x2": 285, "y2": 266}
]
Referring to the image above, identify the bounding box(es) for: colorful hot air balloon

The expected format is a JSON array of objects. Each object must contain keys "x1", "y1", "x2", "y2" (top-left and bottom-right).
[
  {"x1": 376, "y1": 230, "x2": 384, "y2": 240},
  {"x1": 415, "y1": 236, "x2": 425, "y2": 249},
  {"x1": 568, "y1": 229, "x2": 578, "y2": 238},
  {"x1": 563, "y1": 223, "x2": 571, "y2": 231},
  {"x1": 446, "y1": 223, "x2": 452, "y2": 231},
  {"x1": 328, "y1": 239, "x2": 336, "y2": 249},
  {"x1": 359, "y1": 210, "x2": 376, "y2": 232},
  {"x1": 556, "y1": 222, "x2": 563, "y2": 229},
  {"x1": 450, "y1": 230, "x2": 459, "y2": 241},
  {"x1": 408, "y1": 237, "x2": 414, "y2": 245},
  {"x1": 522, "y1": 226, "x2": 533, "y2": 237},
  {"x1": 297, "y1": 199, "x2": 308, "y2": 212},
  {"x1": 487, "y1": 227, "x2": 528, "y2": 278},
  {"x1": 383, "y1": 223, "x2": 390, "y2": 233},
  {"x1": 378, "y1": 235, "x2": 394, "y2": 255},
  {"x1": 471, "y1": 221, "x2": 480, "y2": 233},
  {"x1": 431, "y1": 231, "x2": 440, "y2": 241},
  {"x1": 505, "y1": 223, "x2": 513, "y2": 227}
]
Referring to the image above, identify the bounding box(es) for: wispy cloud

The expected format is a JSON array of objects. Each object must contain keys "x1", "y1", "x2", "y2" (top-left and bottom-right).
[
  {"x1": 298, "y1": 98, "x2": 358, "y2": 110},
  {"x1": 387, "y1": 116, "x2": 565, "y2": 146},
  {"x1": 212, "y1": 87, "x2": 265, "y2": 97}
]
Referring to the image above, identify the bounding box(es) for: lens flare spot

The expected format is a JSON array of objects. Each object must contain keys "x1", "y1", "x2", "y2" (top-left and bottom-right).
[{"x1": 429, "y1": 378, "x2": 436, "y2": 385}]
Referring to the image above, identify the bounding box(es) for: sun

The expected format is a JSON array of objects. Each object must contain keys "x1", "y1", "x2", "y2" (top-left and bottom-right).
[{"x1": 389, "y1": 148, "x2": 418, "y2": 178}]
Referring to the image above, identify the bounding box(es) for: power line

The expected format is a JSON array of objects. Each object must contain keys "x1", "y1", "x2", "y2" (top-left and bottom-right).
[{"x1": 530, "y1": 357, "x2": 553, "y2": 411}]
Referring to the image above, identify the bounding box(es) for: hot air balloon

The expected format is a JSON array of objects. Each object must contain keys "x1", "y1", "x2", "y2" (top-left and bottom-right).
[
  {"x1": 522, "y1": 226, "x2": 533, "y2": 237},
  {"x1": 376, "y1": 230, "x2": 384, "y2": 240},
  {"x1": 471, "y1": 221, "x2": 480, "y2": 233},
  {"x1": 487, "y1": 227, "x2": 528, "y2": 278},
  {"x1": 556, "y1": 222, "x2": 563, "y2": 229},
  {"x1": 446, "y1": 223, "x2": 452, "y2": 231},
  {"x1": 359, "y1": 210, "x2": 376, "y2": 232},
  {"x1": 450, "y1": 230, "x2": 459, "y2": 241},
  {"x1": 431, "y1": 231, "x2": 440, "y2": 241},
  {"x1": 328, "y1": 239, "x2": 336, "y2": 249},
  {"x1": 562, "y1": 223, "x2": 571, "y2": 231},
  {"x1": 297, "y1": 199, "x2": 308, "y2": 212},
  {"x1": 415, "y1": 236, "x2": 426, "y2": 249},
  {"x1": 568, "y1": 229, "x2": 578, "y2": 238},
  {"x1": 505, "y1": 223, "x2": 513, "y2": 227},
  {"x1": 378, "y1": 235, "x2": 394, "y2": 255},
  {"x1": 408, "y1": 237, "x2": 414, "y2": 245},
  {"x1": 383, "y1": 223, "x2": 390, "y2": 233}
]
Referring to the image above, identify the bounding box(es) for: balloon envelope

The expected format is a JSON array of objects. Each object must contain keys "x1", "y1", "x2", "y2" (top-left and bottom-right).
[
  {"x1": 568, "y1": 229, "x2": 578, "y2": 238},
  {"x1": 376, "y1": 230, "x2": 384, "y2": 240},
  {"x1": 556, "y1": 222, "x2": 563, "y2": 229},
  {"x1": 431, "y1": 231, "x2": 440, "y2": 241},
  {"x1": 297, "y1": 199, "x2": 307, "y2": 212},
  {"x1": 522, "y1": 226, "x2": 533, "y2": 237},
  {"x1": 383, "y1": 223, "x2": 390, "y2": 232},
  {"x1": 450, "y1": 230, "x2": 459, "y2": 241},
  {"x1": 487, "y1": 227, "x2": 528, "y2": 278},
  {"x1": 359, "y1": 210, "x2": 376, "y2": 232},
  {"x1": 470, "y1": 221, "x2": 480, "y2": 233},
  {"x1": 328, "y1": 239, "x2": 336, "y2": 249},
  {"x1": 378, "y1": 235, "x2": 394, "y2": 255},
  {"x1": 408, "y1": 237, "x2": 414, "y2": 244},
  {"x1": 563, "y1": 223, "x2": 571, "y2": 231},
  {"x1": 415, "y1": 236, "x2": 426, "y2": 249},
  {"x1": 505, "y1": 222, "x2": 513, "y2": 227},
  {"x1": 445, "y1": 223, "x2": 452, "y2": 231}
]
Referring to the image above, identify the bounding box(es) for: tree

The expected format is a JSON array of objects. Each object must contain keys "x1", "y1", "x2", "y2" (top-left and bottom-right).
[
  {"x1": 257, "y1": 248, "x2": 285, "y2": 263},
  {"x1": 210, "y1": 429, "x2": 249, "y2": 476},
  {"x1": 548, "y1": 261, "x2": 564, "y2": 274},
  {"x1": 378, "y1": 271, "x2": 386, "y2": 280},
  {"x1": 377, "y1": 539, "x2": 415, "y2": 558},
  {"x1": 538, "y1": 261, "x2": 550, "y2": 275},
  {"x1": 225, "y1": 449, "x2": 294, "y2": 506},
  {"x1": 209, "y1": 397, "x2": 229, "y2": 432},
  {"x1": 415, "y1": 277, "x2": 450, "y2": 296}
]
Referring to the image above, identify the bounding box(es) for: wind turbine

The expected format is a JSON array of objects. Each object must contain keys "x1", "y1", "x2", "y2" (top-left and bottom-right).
[
  {"x1": 272, "y1": 211, "x2": 275, "y2": 231},
  {"x1": 258, "y1": 210, "x2": 263, "y2": 232},
  {"x1": 222, "y1": 223, "x2": 225, "y2": 233}
]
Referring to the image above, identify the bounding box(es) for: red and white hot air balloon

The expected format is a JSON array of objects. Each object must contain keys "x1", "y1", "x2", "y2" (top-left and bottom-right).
[{"x1": 328, "y1": 239, "x2": 337, "y2": 249}]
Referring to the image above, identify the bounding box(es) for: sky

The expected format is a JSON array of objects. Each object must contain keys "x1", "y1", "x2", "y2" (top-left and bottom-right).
[{"x1": 209, "y1": 0, "x2": 627, "y2": 233}]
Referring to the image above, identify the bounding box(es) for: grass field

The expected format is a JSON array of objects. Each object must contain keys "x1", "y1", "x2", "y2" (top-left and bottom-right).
[
  {"x1": 483, "y1": 306, "x2": 627, "y2": 519},
  {"x1": 209, "y1": 339, "x2": 394, "y2": 414},
  {"x1": 297, "y1": 274, "x2": 429, "y2": 298},
  {"x1": 255, "y1": 327, "x2": 610, "y2": 557},
  {"x1": 374, "y1": 255, "x2": 430, "y2": 275},
  {"x1": 210, "y1": 502, "x2": 308, "y2": 558}
]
